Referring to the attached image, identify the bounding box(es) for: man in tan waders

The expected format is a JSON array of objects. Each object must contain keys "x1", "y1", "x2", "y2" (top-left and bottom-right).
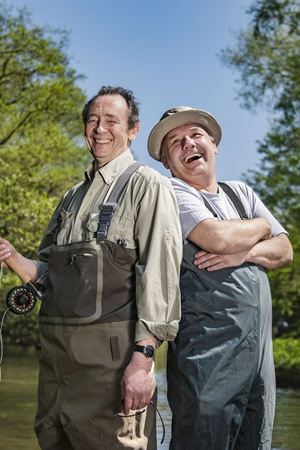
[
  {"x1": 0, "y1": 86, "x2": 182, "y2": 449},
  {"x1": 147, "y1": 106, "x2": 293, "y2": 449}
]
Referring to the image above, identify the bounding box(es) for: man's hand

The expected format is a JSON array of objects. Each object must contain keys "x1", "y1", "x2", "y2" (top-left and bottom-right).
[
  {"x1": 120, "y1": 352, "x2": 153, "y2": 415},
  {"x1": 194, "y1": 249, "x2": 247, "y2": 271},
  {"x1": 0, "y1": 237, "x2": 39, "y2": 280},
  {"x1": 0, "y1": 238, "x2": 18, "y2": 269},
  {"x1": 120, "y1": 338, "x2": 157, "y2": 415}
]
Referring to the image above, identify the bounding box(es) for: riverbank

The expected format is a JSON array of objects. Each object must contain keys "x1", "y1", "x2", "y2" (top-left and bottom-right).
[{"x1": 273, "y1": 338, "x2": 300, "y2": 388}]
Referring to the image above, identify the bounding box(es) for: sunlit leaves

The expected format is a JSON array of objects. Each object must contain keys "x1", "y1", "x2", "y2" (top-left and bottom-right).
[
  {"x1": 0, "y1": 3, "x2": 89, "y2": 344},
  {"x1": 220, "y1": 0, "x2": 300, "y2": 333}
]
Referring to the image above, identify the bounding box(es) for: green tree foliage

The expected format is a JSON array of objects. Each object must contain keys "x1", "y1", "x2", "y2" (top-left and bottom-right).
[
  {"x1": 0, "y1": 3, "x2": 89, "y2": 344},
  {"x1": 273, "y1": 337, "x2": 300, "y2": 387},
  {"x1": 220, "y1": 0, "x2": 300, "y2": 333}
]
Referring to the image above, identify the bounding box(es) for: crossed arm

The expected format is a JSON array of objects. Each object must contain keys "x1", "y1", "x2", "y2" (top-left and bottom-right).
[{"x1": 188, "y1": 218, "x2": 293, "y2": 271}]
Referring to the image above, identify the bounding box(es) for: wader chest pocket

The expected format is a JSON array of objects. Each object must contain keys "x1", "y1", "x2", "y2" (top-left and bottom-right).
[{"x1": 41, "y1": 243, "x2": 101, "y2": 322}]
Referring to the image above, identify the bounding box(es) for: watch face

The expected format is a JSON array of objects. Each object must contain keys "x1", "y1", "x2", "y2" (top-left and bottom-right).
[
  {"x1": 144, "y1": 345, "x2": 155, "y2": 358},
  {"x1": 135, "y1": 344, "x2": 155, "y2": 358}
]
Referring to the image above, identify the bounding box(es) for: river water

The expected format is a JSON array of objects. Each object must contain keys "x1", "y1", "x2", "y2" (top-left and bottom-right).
[{"x1": 0, "y1": 345, "x2": 299, "y2": 449}]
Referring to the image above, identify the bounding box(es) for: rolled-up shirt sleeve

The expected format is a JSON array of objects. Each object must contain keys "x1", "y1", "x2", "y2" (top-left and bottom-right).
[
  {"x1": 32, "y1": 260, "x2": 49, "y2": 287},
  {"x1": 134, "y1": 172, "x2": 182, "y2": 343}
]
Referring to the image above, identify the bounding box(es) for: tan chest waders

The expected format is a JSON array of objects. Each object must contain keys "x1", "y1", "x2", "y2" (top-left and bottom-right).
[{"x1": 35, "y1": 162, "x2": 158, "y2": 450}]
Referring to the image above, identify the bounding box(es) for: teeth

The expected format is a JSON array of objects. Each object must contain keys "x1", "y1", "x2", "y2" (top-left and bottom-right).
[
  {"x1": 95, "y1": 139, "x2": 111, "y2": 144},
  {"x1": 185, "y1": 153, "x2": 201, "y2": 163}
]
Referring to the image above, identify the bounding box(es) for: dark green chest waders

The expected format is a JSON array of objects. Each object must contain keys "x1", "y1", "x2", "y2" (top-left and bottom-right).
[
  {"x1": 35, "y1": 163, "x2": 158, "y2": 450},
  {"x1": 167, "y1": 183, "x2": 275, "y2": 450}
]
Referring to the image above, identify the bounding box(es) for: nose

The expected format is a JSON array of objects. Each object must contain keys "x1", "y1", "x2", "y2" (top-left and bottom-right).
[
  {"x1": 183, "y1": 135, "x2": 196, "y2": 151},
  {"x1": 95, "y1": 120, "x2": 108, "y2": 132}
]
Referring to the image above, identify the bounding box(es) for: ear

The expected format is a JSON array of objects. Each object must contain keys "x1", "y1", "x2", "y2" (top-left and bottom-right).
[
  {"x1": 128, "y1": 123, "x2": 140, "y2": 142},
  {"x1": 210, "y1": 136, "x2": 218, "y2": 155},
  {"x1": 161, "y1": 155, "x2": 169, "y2": 169}
]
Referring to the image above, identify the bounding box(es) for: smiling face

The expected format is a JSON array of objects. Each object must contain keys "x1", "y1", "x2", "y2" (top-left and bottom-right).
[
  {"x1": 85, "y1": 94, "x2": 139, "y2": 169},
  {"x1": 161, "y1": 123, "x2": 218, "y2": 191}
]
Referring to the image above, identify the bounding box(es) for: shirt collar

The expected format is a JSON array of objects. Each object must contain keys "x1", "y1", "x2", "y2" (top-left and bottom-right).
[{"x1": 84, "y1": 149, "x2": 135, "y2": 184}]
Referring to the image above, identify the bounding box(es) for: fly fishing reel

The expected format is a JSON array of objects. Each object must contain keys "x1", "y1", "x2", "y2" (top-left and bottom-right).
[
  {"x1": 6, "y1": 285, "x2": 37, "y2": 315},
  {"x1": 4, "y1": 257, "x2": 42, "y2": 315}
]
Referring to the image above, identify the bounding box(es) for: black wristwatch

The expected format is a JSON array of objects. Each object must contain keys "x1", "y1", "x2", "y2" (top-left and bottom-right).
[{"x1": 134, "y1": 345, "x2": 155, "y2": 358}]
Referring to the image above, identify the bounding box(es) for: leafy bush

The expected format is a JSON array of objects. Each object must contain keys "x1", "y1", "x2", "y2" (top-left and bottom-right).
[
  {"x1": 273, "y1": 338, "x2": 300, "y2": 371},
  {"x1": 273, "y1": 338, "x2": 300, "y2": 388}
]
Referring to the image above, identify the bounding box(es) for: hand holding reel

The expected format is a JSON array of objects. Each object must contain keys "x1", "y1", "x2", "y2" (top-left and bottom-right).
[{"x1": 5, "y1": 257, "x2": 42, "y2": 315}]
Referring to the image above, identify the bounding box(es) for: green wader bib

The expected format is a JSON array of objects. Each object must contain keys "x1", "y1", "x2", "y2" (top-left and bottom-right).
[
  {"x1": 34, "y1": 164, "x2": 157, "y2": 450},
  {"x1": 167, "y1": 242, "x2": 275, "y2": 450}
]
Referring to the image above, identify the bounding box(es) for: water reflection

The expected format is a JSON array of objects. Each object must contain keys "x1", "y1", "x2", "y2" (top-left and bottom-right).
[
  {"x1": 155, "y1": 343, "x2": 300, "y2": 450},
  {"x1": 0, "y1": 346, "x2": 39, "y2": 449},
  {"x1": 156, "y1": 369, "x2": 300, "y2": 450},
  {"x1": 0, "y1": 345, "x2": 299, "y2": 449},
  {"x1": 271, "y1": 388, "x2": 300, "y2": 450}
]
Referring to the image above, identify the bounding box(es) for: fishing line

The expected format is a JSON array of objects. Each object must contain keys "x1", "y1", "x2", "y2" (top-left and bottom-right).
[
  {"x1": 0, "y1": 307, "x2": 11, "y2": 382},
  {"x1": 0, "y1": 261, "x2": 3, "y2": 285},
  {"x1": 0, "y1": 260, "x2": 40, "y2": 382}
]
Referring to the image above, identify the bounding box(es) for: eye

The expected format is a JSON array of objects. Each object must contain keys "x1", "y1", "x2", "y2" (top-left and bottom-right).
[
  {"x1": 87, "y1": 119, "x2": 97, "y2": 125},
  {"x1": 170, "y1": 139, "x2": 180, "y2": 147}
]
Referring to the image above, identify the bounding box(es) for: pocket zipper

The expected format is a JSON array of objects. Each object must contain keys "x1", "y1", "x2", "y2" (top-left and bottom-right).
[{"x1": 70, "y1": 253, "x2": 94, "y2": 265}]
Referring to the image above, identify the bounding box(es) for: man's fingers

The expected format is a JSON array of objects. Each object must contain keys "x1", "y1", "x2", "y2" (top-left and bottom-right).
[
  {"x1": 123, "y1": 393, "x2": 149, "y2": 415},
  {"x1": 194, "y1": 255, "x2": 219, "y2": 269},
  {"x1": 194, "y1": 253, "x2": 217, "y2": 263},
  {"x1": 123, "y1": 395, "x2": 133, "y2": 416},
  {"x1": 193, "y1": 250, "x2": 208, "y2": 259}
]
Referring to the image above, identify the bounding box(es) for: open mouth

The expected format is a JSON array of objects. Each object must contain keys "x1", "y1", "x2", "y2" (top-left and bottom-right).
[
  {"x1": 184, "y1": 153, "x2": 202, "y2": 163},
  {"x1": 95, "y1": 139, "x2": 112, "y2": 144}
]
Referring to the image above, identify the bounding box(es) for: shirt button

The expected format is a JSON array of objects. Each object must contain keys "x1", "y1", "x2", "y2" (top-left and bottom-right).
[{"x1": 71, "y1": 238, "x2": 77, "y2": 243}]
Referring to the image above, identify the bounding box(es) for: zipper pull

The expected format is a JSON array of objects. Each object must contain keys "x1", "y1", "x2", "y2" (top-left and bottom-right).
[{"x1": 117, "y1": 238, "x2": 127, "y2": 248}]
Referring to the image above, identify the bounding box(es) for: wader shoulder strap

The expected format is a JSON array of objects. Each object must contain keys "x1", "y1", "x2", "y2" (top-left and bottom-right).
[
  {"x1": 218, "y1": 182, "x2": 248, "y2": 220},
  {"x1": 96, "y1": 162, "x2": 143, "y2": 239},
  {"x1": 199, "y1": 196, "x2": 218, "y2": 218},
  {"x1": 199, "y1": 182, "x2": 249, "y2": 220}
]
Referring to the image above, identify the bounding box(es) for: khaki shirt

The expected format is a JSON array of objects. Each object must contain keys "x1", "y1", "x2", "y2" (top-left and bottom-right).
[{"x1": 34, "y1": 149, "x2": 182, "y2": 342}]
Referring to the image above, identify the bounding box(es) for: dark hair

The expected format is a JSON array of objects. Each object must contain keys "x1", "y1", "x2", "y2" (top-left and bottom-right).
[{"x1": 82, "y1": 86, "x2": 140, "y2": 129}]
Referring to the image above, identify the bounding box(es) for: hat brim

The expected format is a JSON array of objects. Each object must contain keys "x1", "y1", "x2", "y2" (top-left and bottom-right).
[{"x1": 147, "y1": 109, "x2": 222, "y2": 161}]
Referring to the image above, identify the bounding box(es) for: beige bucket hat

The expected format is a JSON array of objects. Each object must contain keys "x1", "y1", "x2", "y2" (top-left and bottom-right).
[{"x1": 147, "y1": 106, "x2": 222, "y2": 161}]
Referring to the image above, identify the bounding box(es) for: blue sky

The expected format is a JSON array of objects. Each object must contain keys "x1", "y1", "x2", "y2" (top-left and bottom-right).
[{"x1": 10, "y1": 0, "x2": 267, "y2": 181}]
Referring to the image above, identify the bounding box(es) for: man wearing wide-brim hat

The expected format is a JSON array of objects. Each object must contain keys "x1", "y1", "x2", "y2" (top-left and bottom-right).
[{"x1": 148, "y1": 106, "x2": 293, "y2": 449}]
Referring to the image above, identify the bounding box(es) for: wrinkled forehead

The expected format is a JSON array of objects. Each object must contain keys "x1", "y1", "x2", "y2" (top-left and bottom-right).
[
  {"x1": 163, "y1": 123, "x2": 209, "y2": 144},
  {"x1": 88, "y1": 94, "x2": 129, "y2": 117}
]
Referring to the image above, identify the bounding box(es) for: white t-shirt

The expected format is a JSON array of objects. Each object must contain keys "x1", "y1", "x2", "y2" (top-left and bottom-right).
[{"x1": 171, "y1": 178, "x2": 287, "y2": 244}]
